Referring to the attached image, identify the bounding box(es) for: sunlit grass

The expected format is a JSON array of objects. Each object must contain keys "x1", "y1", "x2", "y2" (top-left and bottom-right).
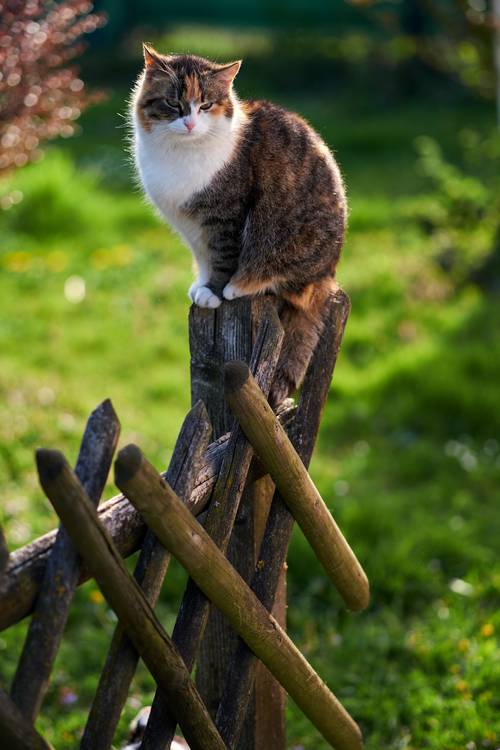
[{"x1": 0, "y1": 72, "x2": 499, "y2": 749}]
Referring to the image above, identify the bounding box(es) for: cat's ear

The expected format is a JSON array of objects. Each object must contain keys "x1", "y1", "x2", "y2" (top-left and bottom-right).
[
  {"x1": 143, "y1": 43, "x2": 164, "y2": 70},
  {"x1": 209, "y1": 61, "x2": 242, "y2": 92}
]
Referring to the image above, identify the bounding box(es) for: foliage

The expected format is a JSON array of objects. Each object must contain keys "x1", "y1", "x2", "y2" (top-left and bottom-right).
[
  {"x1": 0, "y1": 0, "x2": 106, "y2": 177},
  {"x1": 0, "y1": 87, "x2": 498, "y2": 748},
  {"x1": 346, "y1": 0, "x2": 496, "y2": 99},
  {"x1": 0, "y1": 19, "x2": 498, "y2": 748},
  {"x1": 413, "y1": 130, "x2": 500, "y2": 289}
]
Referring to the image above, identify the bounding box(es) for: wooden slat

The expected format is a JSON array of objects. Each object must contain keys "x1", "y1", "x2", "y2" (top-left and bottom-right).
[
  {"x1": 224, "y1": 360, "x2": 369, "y2": 611},
  {"x1": 35, "y1": 450, "x2": 226, "y2": 750},
  {"x1": 80, "y1": 401, "x2": 211, "y2": 750},
  {"x1": 115, "y1": 445, "x2": 363, "y2": 750},
  {"x1": 189, "y1": 297, "x2": 254, "y2": 438},
  {"x1": 0, "y1": 687, "x2": 53, "y2": 750},
  {"x1": 249, "y1": 474, "x2": 286, "y2": 750},
  {"x1": 11, "y1": 400, "x2": 120, "y2": 721},
  {"x1": 139, "y1": 298, "x2": 284, "y2": 750},
  {"x1": 0, "y1": 526, "x2": 9, "y2": 580},
  {"x1": 216, "y1": 288, "x2": 352, "y2": 748},
  {"x1": 0, "y1": 402, "x2": 295, "y2": 633}
]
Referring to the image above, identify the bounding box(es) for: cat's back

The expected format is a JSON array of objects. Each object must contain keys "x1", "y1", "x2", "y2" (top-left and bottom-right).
[
  {"x1": 238, "y1": 99, "x2": 345, "y2": 209},
  {"x1": 242, "y1": 99, "x2": 315, "y2": 146},
  {"x1": 242, "y1": 100, "x2": 339, "y2": 171}
]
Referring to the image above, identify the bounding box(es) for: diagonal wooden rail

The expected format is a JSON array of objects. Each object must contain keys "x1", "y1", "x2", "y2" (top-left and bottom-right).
[
  {"x1": 0, "y1": 688, "x2": 53, "y2": 750},
  {"x1": 0, "y1": 526, "x2": 8, "y2": 579},
  {"x1": 224, "y1": 360, "x2": 369, "y2": 612},
  {"x1": 115, "y1": 444, "x2": 363, "y2": 750},
  {"x1": 11, "y1": 399, "x2": 120, "y2": 722},
  {"x1": 80, "y1": 401, "x2": 212, "y2": 750},
  {"x1": 35, "y1": 449, "x2": 226, "y2": 750}
]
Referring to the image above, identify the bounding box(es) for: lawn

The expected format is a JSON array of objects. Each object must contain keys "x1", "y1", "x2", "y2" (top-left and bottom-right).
[{"x1": 0, "y1": 41, "x2": 499, "y2": 749}]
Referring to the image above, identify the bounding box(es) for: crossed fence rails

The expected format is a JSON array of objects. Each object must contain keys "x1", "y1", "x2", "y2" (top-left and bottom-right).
[{"x1": 0, "y1": 289, "x2": 369, "y2": 750}]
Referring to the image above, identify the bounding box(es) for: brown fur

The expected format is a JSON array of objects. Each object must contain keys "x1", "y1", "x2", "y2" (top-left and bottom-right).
[{"x1": 134, "y1": 49, "x2": 347, "y2": 405}]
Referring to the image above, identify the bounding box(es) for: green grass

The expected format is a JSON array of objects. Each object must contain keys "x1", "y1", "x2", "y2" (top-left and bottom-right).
[{"x1": 0, "y1": 61, "x2": 499, "y2": 750}]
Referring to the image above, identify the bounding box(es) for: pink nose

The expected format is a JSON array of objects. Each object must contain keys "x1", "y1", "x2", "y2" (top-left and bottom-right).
[{"x1": 184, "y1": 120, "x2": 195, "y2": 132}]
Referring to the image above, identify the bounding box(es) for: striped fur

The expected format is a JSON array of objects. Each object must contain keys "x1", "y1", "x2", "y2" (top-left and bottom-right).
[{"x1": 131, "y1": 47, "x2": 347, "y2": 404}]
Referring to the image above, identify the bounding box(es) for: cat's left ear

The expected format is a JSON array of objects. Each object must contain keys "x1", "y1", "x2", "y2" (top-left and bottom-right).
[
  {"x1": 209, "y1": 61, "x2": 242, "y2": 92},
  {"x1": 143, "y1": 43, "x2": 164, "y2": 70}
]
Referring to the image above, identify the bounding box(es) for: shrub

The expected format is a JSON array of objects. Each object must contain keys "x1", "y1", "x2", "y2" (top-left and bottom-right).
[
  {"x1": 0, "y1": 0, "x2": 106, "y2": 177},
  {"x1": 414, "y1": 131, "x2": 500, "y2": 290}
]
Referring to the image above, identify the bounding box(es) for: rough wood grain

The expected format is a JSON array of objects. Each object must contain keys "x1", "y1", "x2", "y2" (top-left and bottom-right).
[
  {"x1": 0, "y1": 403, "x2": 295, "y2": 633},
  {"x1": 11, "y1": 399, "x2": 120, "y2": 721},
  {"x1": 80, "y1": 401, "x2": 211, "y2": 750},
  {"x1": 140, "y1": 298, "x2": 284, "y2": 750},
  {"x1": 0, "y1": 688, "x2": 53, "y2": 750},
  {"x1": 35, "y1": 449, "x2": 226, "y2": 750},
  {"x1": 225, "y1": 361, "x2": 369, "y2": 612},
  {"x1": 216, "y1": 288, "x2": 352, "y2": 747},
  {"x1": 253, "y1": 289, "x2": 352, "y2": 607},
  {"x1": 194, "y1": 298, "x2": 286, "y2": 750},
  {"x1": 0, "y1": 526, "x2": 8, "y2": 582},
  {"x1": 190, "y1": 298, "x2": 254, "y2": 437},
  {"x1": 115, "y1": 445, "x2": 363, "y2": 750},
  {"x1": 247, "y1": 474, "x2": 286, "y2": 750}
]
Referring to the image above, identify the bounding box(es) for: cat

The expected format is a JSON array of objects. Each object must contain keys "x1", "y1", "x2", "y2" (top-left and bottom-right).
[
  {"x1": 122, "y1": 707, "x2": 188, "y2": 750},
  {"x1": 131, "y1": 45, "x2": 347, "y2": 405}
]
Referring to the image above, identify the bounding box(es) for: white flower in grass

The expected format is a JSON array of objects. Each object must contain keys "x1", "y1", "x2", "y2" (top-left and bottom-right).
[{"x1": 64, "y1": 275, "x2": 86, "y2": 303}]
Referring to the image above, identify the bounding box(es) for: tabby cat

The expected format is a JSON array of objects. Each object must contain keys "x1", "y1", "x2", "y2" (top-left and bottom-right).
[{"x1": 131, "y1": 45, "x2": 347, "y2": 404}]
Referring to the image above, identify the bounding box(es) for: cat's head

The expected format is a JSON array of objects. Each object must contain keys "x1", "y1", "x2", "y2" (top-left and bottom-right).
[{"x1": 135, "y1": 45, "x2": 241, "y2": 140}]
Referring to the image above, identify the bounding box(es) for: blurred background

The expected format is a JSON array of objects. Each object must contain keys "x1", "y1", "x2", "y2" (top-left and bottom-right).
[{"x1": 1, "y1": 1, "x2": 499, "y2": 748}]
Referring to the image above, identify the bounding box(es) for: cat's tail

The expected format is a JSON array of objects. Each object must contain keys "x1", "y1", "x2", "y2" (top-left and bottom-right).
[{"x1": 270, "y1": 277, "x2": 336, "y2": 407}]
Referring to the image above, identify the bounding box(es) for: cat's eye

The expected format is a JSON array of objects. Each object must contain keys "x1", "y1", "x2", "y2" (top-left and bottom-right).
[
  {"x1": 199, "y1": 102, "x2": 213, "y2": 111},
  {"x1": 165, "y1": 98, "x2": 180, "y2": 109}
]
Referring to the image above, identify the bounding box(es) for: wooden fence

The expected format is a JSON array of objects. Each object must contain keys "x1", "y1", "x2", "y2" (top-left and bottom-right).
[{"x1": 0, "y1": 289, "x2": 369, "y2": 750}]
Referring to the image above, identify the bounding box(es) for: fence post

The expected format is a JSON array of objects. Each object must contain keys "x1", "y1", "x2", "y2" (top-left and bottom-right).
[
  {"x1": 190, "y1": 296, "x2": 286, "y2": 750},
  {"x1": 244, "y1": 475, "x2": 287, "y2": 750}
]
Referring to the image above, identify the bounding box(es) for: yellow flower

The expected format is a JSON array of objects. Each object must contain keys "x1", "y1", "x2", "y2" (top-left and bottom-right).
[
  {"x1": 89, "y1": 589, "x2": 104, "y2": 604},
  {"x1": 45, "y1": 250, "x2": 68, "y2": 272},
  {"x1": 3, "y1": 251, "x2": 32, "y2": 272},
  {"x1": 457, "y1": 638, "x2": 470, "y2": 653},
  {"x1": 90, "y1": 244, "x2": 133, "y2": 270},
  {"x1": 481, "y1": 623, "x2": 494, "y2": 637},
  {"x1": 456, "y1": 679, "x2": 468, "y2": 692}
]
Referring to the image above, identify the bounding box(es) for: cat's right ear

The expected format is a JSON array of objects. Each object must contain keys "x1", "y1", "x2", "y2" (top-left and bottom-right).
[{"x1": 143, "y1": 43, "x2": 163, "y2": 69}]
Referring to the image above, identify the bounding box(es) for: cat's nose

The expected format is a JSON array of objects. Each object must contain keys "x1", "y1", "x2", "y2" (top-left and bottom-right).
[{"x1": 184, "y1": 119, "x2": 195, "y2": 132}]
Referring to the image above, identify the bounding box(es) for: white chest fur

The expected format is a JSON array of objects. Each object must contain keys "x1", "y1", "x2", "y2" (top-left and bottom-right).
[{"x1": 133, "y1": 113, "x2": 240, "y2": 269}]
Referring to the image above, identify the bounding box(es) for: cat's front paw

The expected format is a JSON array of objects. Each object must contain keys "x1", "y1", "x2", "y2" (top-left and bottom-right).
[
  {"x1": 222, "y1": 281, "x2": 247, "y2": 301},
  {"x1": 193, "y1": 286, "x2": 222, "y2": 309},
  {"x1": 188, "y1": 279, "x2": 206, "y2": 302},
  {"x1": 188, "y1": 281, "x2": 200, "y2": 302}
]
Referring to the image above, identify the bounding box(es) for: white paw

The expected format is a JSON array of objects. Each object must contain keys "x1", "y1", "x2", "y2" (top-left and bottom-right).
[
  {"x1": 188, "y1": 279, "x2": 203, "y2": 302},
  {"x1": 194, "y1": 286, "x2": 222, "y2": 308},
  {"x1": 222, "y1": 281, "x2": 247, "y2": 301}
]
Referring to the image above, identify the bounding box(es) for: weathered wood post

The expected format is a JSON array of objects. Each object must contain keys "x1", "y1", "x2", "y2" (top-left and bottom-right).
[
  {"x1": 190, "y1": 296, "x2": 287, "y2": 750},
  {"x1": 215, "y1": 287, "x2": 351, "y2": 747}
]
